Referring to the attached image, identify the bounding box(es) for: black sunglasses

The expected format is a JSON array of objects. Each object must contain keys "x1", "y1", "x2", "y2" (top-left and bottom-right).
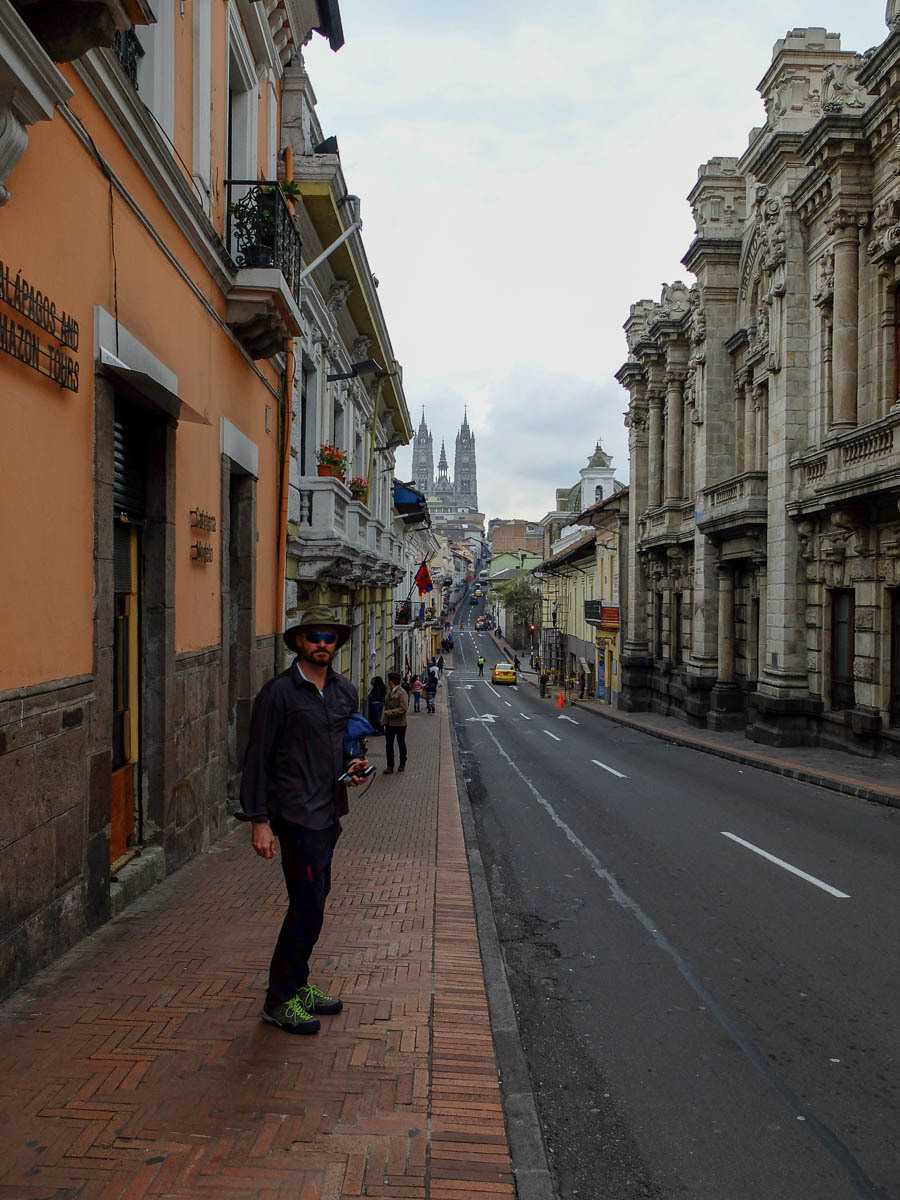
[{"x1": 303, "y1": 629, "x2": 338, "y2": 645}]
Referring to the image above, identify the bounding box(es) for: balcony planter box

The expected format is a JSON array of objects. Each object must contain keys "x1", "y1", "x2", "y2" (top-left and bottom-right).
[{"x1": 317, "y1": 464, "x2": 345, "y2": 480}]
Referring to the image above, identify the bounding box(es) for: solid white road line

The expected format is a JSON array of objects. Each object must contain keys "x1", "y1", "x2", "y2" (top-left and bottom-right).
[
  {"x1": 721, "y1": 832, "x2": 850, "y2": 899},
  {"x1": 520, "y1": 713, "x2": 532, "y2": 720},
  {"x1": 543, "y1": 730, "x2": 561, "y2": 742},
  {"x1": 558, "y1": 715, "x2": 579, "y2": 725},
  {"x1": 505, "y1": 701, "x2": 513, "y2": 707},
  {"x1": 592, "y1": 759, "x2": 627, "y2": 779},
  {"x1": 511, "y1": 685, "x2": 519, "y2": 691},
  {"x1": 484, "y1": 682, "x2": 500, "y2": 697}
]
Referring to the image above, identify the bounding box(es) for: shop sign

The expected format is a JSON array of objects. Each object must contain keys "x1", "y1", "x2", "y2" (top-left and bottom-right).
[
  {"x1": 0, "y1": 259, "x2": 79, "y2": 392},
  {"x1": 189, "y1": 507, "x2": 216, "y2": 564}
]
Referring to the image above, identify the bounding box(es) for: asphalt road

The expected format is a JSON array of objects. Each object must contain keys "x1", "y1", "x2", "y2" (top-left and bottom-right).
[{"x1": 449, "y1": 597, "x2": 900, "y2": 1200}]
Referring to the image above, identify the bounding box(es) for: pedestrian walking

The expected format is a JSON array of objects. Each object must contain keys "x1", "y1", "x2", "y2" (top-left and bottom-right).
[
  {"x1": 437, "y1": 653, "x2": 445, "y2": 676},
  {"x1": 513, "y1": 655, "x2": 521, "y2": 673},
  {"x1": 383, "y1": 671, "x2": 408, "y2": 773},
  {"x1": 367, "y1": 675, "x2": 386, "y2": 733},
  {"x1": 240, "y1": 606, "x2": 368, "y2": 1036},
  {"x1": 425, "y1": 668, "x2": 439, "y2": 713},
  {"x1": 411, "y1": 674, "x2": 423, "y2": 712},
  {"x1": 477, "y1": 655, "x2": 485, "y2": 677}
]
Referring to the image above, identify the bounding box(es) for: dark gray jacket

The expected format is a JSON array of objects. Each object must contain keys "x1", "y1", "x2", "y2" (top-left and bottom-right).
[{"x1": 239, "y1": 660, "x2": 359, "y2": 830}]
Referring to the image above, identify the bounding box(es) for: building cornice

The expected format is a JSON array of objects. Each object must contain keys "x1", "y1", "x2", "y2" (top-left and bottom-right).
[{"x1": 681, "y1": 236, "x2": 743, "y2": 273}]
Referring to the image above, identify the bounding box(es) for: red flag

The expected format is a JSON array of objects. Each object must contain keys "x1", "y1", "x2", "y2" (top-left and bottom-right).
[{"x1": 414, "y1": 561, "x2": 433, "y2": 596}]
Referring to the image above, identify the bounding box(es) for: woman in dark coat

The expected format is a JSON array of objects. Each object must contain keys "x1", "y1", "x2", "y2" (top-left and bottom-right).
[{"x1": 367, "y1": 676, "x2": 387, "y2": 733}]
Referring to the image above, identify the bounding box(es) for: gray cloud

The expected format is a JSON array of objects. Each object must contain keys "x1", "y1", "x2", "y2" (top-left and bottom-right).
[
  {"x1": 308, "y1": 1, "x2": 887, "y2": 520},
  {"x1": 396, "y1": 367, "x2": 628, "y2": 521}
]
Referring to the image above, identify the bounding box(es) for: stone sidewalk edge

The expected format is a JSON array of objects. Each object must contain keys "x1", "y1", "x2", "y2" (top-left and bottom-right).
[
  {"x1": 486, "y1": 630, "x2": 899, "y2": 810},
  {"x1": 441, "y1": 696, "x2": 558, "y2": 1200}
]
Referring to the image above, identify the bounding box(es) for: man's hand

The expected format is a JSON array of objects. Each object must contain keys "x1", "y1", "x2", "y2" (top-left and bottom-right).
[
  {"x1": 251, "y1": 820, "x2": 277, "y2": 859},
  {"x1": 345, "y1": 757, "x2": 370, "y2": 786}
]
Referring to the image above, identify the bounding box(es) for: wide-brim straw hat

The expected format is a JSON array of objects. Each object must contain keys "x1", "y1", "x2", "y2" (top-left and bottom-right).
[{"x1": 283, "y1": 606, "x2": 352, "y2": 653}]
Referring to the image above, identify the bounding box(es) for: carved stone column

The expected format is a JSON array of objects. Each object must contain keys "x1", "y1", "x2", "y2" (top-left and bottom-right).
[
  {"x1": 664, "y1": 368, "x2": 685, "y2": 502},
  {"x1": 734, "y1": 375, "x2": 746, "y2": 474},
  {"x1": 716, "y1": 565, "x2": 735, "y2": 684},
  {"x1": 744, "y1": 377, "x2": 757, "y2": 473},
  {"x1": 647, "y1": 388, "x2": 664, "y2": 508},
  {"x1": 830, "y1": 213, "x2": 862, "y2": 430},
  {"x1": 754, "y1": 383, "x2": 768, "y2": 473},
  {"x1": 708, "y1": 563, "x2": 745, "y2": 729}
]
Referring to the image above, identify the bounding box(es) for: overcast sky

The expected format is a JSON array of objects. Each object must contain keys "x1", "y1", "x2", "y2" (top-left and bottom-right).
[{"x1": 305, "y1": 1, "x2": 888, "y2": 521}]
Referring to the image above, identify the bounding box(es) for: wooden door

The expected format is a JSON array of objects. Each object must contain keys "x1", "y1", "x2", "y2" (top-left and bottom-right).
[{"x1": 111, "y1": 522, "x2": 139, "y2": 865}]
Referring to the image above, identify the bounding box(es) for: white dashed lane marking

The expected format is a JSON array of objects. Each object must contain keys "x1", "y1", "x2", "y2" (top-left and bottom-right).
[{"x1": 592, "y1": 759, "x2": 627, "y2": 779}]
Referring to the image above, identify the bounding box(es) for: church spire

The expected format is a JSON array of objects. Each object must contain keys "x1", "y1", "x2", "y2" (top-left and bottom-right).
[{"x1": 438, "y1": 440, "x2": 448, "y2": 471}]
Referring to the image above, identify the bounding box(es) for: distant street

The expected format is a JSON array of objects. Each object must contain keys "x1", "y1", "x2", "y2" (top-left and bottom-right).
[{"x1": 450, "y1": 597, "x2": 900, "y2": 1200}]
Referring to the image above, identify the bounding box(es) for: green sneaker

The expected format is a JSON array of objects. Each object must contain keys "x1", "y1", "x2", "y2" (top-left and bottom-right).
[
  {"x1": 297, "y1": 983, "x2": 343, "y2": 1016},
  {"x1": 261, "y1": 995, "x2": 320, "y2": 1035}
]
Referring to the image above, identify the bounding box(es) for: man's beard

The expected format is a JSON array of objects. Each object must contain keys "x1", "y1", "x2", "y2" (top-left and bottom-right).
[{"x1": 299, "y1": 646, "x2": 336, "y2": 667}]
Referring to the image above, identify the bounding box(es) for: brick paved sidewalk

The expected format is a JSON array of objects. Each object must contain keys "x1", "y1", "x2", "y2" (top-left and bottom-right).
[{"x1": 0, "y1": 697, "x2": 515, "y2": 1199}]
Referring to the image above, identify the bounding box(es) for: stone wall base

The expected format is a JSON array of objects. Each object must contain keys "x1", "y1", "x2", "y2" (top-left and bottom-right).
[
  {"x1": 746, "y1": 692, "x2": 823, "y2": 748},
  {"x1": 683, "y1": 673, "x2": 716, "y2": 728},
  {"x1": 708, "y1": 682, "x2": 747, "y2": 732},
  {"x1": 618, "y1": 653, "x2": 653, "y2": 712}
]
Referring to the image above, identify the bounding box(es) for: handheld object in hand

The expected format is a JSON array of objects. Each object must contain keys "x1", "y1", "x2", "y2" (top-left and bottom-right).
[{"x1": 338, "y1": 765, "x2": 376, "y2": 783}]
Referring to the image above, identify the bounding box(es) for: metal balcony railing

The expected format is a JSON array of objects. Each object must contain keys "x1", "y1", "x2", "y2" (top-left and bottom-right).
[
  {"x1": 114, "y1": 29, "x2": 144, "y2": 90},
  {"x1": 225, "y1": 181, "x2": 302, "y2": 303}
]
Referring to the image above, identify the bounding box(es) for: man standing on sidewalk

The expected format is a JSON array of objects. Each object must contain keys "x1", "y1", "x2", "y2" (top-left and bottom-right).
[
  {"x1": 382, "y1": 670, "x2": 408, "y2": 774},
  {"x1": 240, "y1": 607, "x2": 368, "y2": 1036}
]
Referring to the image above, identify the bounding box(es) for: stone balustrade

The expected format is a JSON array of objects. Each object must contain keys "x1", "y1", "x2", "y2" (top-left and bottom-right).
[
  {"x1": 697, "y1": 471, "x2": 768, "y2": 537},
  {"x1": 287, "y1": 477, "x2": 402, "y2": 586},
  {"x1": 791, "y1": 410, "x2": 900, "y2": 507}
]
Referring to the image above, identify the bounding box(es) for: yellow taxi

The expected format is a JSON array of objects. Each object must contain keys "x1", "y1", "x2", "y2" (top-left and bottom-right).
[{"x1": 491, "y1": 661, "x2": 517, "y2": 685}]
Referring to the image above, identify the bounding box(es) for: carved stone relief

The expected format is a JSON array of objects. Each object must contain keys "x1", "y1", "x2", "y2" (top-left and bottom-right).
[
  {"x1": 821, "y1": 56, "x2": 872, "y2": 113},
  {"x1": 813, "y1": 249, "x2": 835, "y2": 307}
]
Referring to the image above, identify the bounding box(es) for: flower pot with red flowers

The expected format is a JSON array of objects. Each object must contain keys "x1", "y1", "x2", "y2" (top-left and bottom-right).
[
  {"x1": 349, "y1": 476, "x2": 369, "y2": 504},
  {"x1": 317, "y1": 444, "x2": 347, "y2": 480}
]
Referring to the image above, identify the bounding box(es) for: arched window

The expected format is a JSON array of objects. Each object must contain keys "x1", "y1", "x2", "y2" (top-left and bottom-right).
[{"x1": 595, "y1": 484, "x2": 604, "y2": 502}]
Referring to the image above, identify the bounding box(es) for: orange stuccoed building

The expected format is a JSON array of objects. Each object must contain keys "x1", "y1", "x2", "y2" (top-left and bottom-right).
[{"x1": 0, "y1": 0, "x2": 345, "y2": 998}]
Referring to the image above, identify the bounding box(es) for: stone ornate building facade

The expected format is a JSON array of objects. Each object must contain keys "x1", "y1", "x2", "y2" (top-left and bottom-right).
[
  {"x1": 410, "y1": 409, "x2": 479, "y2": 516},
  {"x1": 618, "y1": 20, "x2": 900, "y2": 756}
]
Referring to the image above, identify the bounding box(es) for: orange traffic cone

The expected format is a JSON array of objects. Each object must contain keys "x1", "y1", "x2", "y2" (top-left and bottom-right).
[{"x1": 555, "y1": 691, "x2": 565, "y2": 710}]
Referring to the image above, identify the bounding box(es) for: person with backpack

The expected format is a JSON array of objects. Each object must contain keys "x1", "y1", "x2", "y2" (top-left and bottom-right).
[{"x1": 425, "y1": 661, "x2": 440, "y2": 712}]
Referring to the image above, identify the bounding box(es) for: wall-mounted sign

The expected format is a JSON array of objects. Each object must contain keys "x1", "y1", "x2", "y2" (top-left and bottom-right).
[
  {"x1": 0, "y1": 259, "x2": 79, "y2": 392},
  {"x1": 190, "y1": 508, "x2": 217, "y2": 532},
  {"x1": 191, "y1": 542, "x2": 214, "y2": 564}
]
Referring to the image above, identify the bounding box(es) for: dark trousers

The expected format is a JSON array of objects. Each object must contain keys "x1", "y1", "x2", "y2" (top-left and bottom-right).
[
  {"x1": 385, "y1": 726, "x2": 407, "y2": 770},
  {"x1": 266, "y1": 822, "x2": 340, "y2": 1007}
]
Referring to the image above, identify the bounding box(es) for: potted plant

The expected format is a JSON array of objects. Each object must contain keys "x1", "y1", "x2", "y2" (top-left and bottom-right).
[
  {"x1": 317, "y1": 443, "x2": 347, "y2": 479},
  {"x1": 229, "y1": 185, "x2": 276, "y2": 268},
  {"x1": 349, "y1": 476, "x2": 369, "y2": 503}
]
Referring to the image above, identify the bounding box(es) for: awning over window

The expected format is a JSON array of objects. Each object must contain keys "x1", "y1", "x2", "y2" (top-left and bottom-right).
[{"x1": 393, "y1": 479, "x2": 429, "y2": 525}]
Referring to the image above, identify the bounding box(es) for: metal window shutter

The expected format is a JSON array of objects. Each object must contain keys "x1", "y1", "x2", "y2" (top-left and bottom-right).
[{"x1": 113, "y1": 407, "x2": 146, "y2": 521}]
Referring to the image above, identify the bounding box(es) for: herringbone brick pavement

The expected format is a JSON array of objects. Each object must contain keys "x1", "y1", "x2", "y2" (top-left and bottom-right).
[{"x1": 0, "y1": 681, "x2": 515, "y2": 1199}]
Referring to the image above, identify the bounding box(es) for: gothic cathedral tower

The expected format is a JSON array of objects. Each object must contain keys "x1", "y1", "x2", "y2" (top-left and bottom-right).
[
  {"x1": 453, "y1": 408, "x2": 478, "y2": 511},
  {"x1": 410, "y1": 409, "x2": 434, "y2": 494}
]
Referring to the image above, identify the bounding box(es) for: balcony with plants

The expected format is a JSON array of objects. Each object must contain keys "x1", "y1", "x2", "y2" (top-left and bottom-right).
[{"x1": 224, "y1": 180, "x2": 303, "y2": 359}]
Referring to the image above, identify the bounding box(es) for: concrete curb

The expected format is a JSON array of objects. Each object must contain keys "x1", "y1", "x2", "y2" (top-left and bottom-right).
[
  {"x1": 446, "y1": 700, "x2": 558, "y2": 1200},
  {"x1": 571, "y1": 699, "x2": 900, "y2": 811}
]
